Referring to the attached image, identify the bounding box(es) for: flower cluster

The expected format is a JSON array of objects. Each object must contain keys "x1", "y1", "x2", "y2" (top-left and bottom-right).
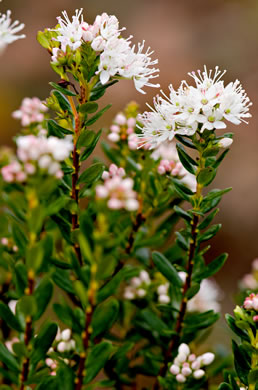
[
  {"x1": 96, "y1": 164, "x2": 139, "y2": 211},
  {"x1": 169, "y1": 343, "x2": 215, "y2": 383},
  {"x1": 179, "y1": 272, "x2": 222, "y2": 313},
  {"x1": 108, "y1": 112, "x2": 137, "y2": 147},
  {"x1": 52, "y1": 9, "x2": 159, "y2": 93},
  {"x1": 0, "y1": 10, "x2": 25, "y2": 53},
  {"x1": 151, "y1": 143, "x2": 196, "y2": 191},
  {"x1": 157, "y1": 283, "x2": 170, "y2": 304},
  {"x1": 241, "y1": 258, "x2": 258, "y2": 291},
  {"x1": 123, "y1": 270, "x2": 151, "y2": 299},
  {"x1": 243, "y1": 293, "x2": 258, "y2": 321},
  {"x1": 138, "y1": 66, "x2": 252, "y2": 148},
  {"x1": 1, "y1": 134, "x2": 73, "y2": 182},
  {"x1": 55, "y1": 328, "x2": 75, "y2": 353},
  {"x1": 12, "y1": 97, "x2": 48, "y2": 127}
]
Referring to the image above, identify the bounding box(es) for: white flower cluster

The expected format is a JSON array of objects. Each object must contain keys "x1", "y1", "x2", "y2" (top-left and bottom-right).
[
  {"x1": 151, "y1": 143, "x2": 196, "y2": 192},
  {"x1": 12, "y1": 97, "x2": 48, "y2": 127},
  {"x1": 52, "y1": 9, "x2": 159, "y2": 94},
  {"x1": 0, "y1": 10, "x2": 25, "y2": 53},
  {"x1": 124, "y1": 270, "x2": 151, "y2": 299},
  {"x1": 241, "y1": 258, "x2": 258, "y2": 291},
  {"x1": 138, "y1": 66, "x2": 252, "y2": 148},
  {"x1": 157, "y1": 282, "x2": 170, "y2": 304},
  {"x1": 96, "y1": 164, "x2": 139, "y2": 211},
  {"x1": 170, "y1": 343, "x2": 215, "y2": 383},
  {"x1": 179, "y1": 272, "x2": 221, "y2": 313},
  {"x1": 55, "y1": 328, "x2": 75, "y2": 353},
  {"x1": 1, "y1": 135, "x2": 73, "y2": 182}
]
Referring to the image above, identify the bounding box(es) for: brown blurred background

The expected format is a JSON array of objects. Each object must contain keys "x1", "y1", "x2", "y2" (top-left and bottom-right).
[{"x1": 1, "y1": 0, "x2": 258, "y2": 315}]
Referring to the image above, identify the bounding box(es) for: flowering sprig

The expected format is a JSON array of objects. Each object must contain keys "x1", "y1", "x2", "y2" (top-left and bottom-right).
[{"x1": 38, "y1": 8, "x2": 159, "y2": 94}]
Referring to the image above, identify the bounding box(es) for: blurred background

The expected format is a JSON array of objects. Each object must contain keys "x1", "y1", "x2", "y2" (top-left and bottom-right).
[{"x1": 1, "y1": 0, "x2": 258, "y2": 317}]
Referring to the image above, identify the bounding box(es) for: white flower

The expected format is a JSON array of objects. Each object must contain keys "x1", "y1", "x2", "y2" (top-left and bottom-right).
[
  {"x1": 199, "y1": 352, "x2": 215, "y2": 366},
  {"x1": 0, "y1": 10, "x2": 25, "y2": 53},
  {"x1": 54, "y1": 9, "x2": 84, "y2": 52},
  {"x1": 170, "y1": 364, "x2": 180, "y2": 375}
]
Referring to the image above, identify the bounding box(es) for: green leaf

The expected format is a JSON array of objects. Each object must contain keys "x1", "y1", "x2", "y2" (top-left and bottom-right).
[
  {"x1": 174, "y1": 205, "x2": 192, "y2": 222},
  {"x1": 175, "y1": 135, "x2": 196, "y2": 149},
  {"x1": 85, "y1": 104, "x2": 112, "y2": 126},
  {"x1": 77, "y1": 129, "x2": 95, "y2": 149},
  {"x1": 213, "y1": 149, "x2": 230, "y2": 169},
  {"x1": 0, "y1": 302, "x2": 23, "y2": 332},
  {"x1": 248, "y1": 368, "x2": 258, "y2": 385},
  {"x1": 225, "y1": 314, "x2": 249, "y2": 342},
  {"x1": 97, "y1": 266, "x2": 134, "y2": 303},
  {"x1": 197, "y1": 167, "x2": 217, "y2": 186},
  {"x1": 37, "y1": 31, "x2": 50, "y2": 49},
  {"x1": 198, "y1": 224, "x2": 221, "y2": 242},
  {"x1": 26, "y1": 243, "x2": 44, "y2": 272},
  {"x1": 47, "y1": 119, "x2": 73, "y2": 138},
  {"x1": 89, "y1": 80, "x2": 118, "y2": 101},
  {"x1": 34, "y1": 278, "x2": 53, "y2": 320},
  {"x1": 198, "y1": 208, "x2": 219, "y2": 230},
  {"x1": 79, "y1": 102, "x2": 98, "y2": 114},
  {"x1": 186, "y1": 282, "x2": 200, "y2": 299},
  {"x1": 49, "y1": 82, "x2": 77, "y2": 96},
  {"x1": 80, "y1": 130, "x2": 102, "y2": 162},
  {"x1": 31, "y1": 322, "x2": 58, "y2": 365},
  {"x1": 17, "y1": 296, "x2": 37, "y2": 317},
  {"x1": 12, "y1": 223, "x2": 28, "y2": 253},
  {"x1": 194, "y1": 253, "x2": 228, "y2": 282},
  {"x1": 91, "y1": 298, "x2": 119, "y2": 338},
  {"x1": 84, "y1": 341, "x2": 114, "y2": 383},
  {"x1": 136, "y1": 308, "x2": 169, "y2": 336},
  {"x1": 78, "y1": 162, "x2": 104, "y2": 185},
  {"x1": 184, "y1": 310, "x2": 219, "y2": 331},
  {"x1": 56, "y1": 362, "x2": 75, "y2": 389},
  {"x1": 52, "y1": 91, "x2": 72, "y2": 113},
  {"x1": 101, "y1": 141, "x2": 121, "y2": 166},
  {"x1": 232, "y1": 340, "x2": 250, "y2": 386},
  {"x1": 52, "y1": 269, "x2": 74, "y2": 294},
  {"x1": 176, "y1": 143, "x2": 197, "y2": 174},
  {"x1": 152, "y1": 252, "x2": 182, "y2": 288},
  {"x1": 218, "y1": 383, "x2": 232, "y2": 390},
  {"x1": 0, "y1": 344, "x2": 19, "y2": 372},
  {"x1": 45, "y1": 197, "x2": 70, "y2": 216}
]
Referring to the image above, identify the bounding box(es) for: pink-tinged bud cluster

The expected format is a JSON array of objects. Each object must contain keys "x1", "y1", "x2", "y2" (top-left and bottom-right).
[
  {"x1": 157, "y1": 283, "x2": 170, "y2": 304},
  {"x1": 55, "y1": 328, "x2": 75, "y2": 353},
  {"x1": 96, "y1": 164, "x2": 139, "y2": 211},
  {"x1": 151, "y1": 143, "x2": 197, "y2": 192},
  {"x1": 169, "y1": 343, "x2": 215, "y2": 383},
  {"x1": 241, "y1": 258, "x2": 258, "y2": 291},
  {"x1": 1, "y1": 161, "x2": 26, "y2": 183},
  {"x1": 52, "y1": 9, "x2": 159, "y2": 94},
  {"x1": 1, "y1": 135, "x2": 73, "y2": 183},
  {"x1": 12, "y1": 97, "x2": 48, "y2": 127},
  {"x1": 124, "y1": 270, "x2": 151, "y2": 300},
  {"x1": 1, "y1": 238, "x2": 18, "y2": 252},
  {"x1": 243, "y1": 293, "x2": 258, "y2": 321},
  {"x1": 45, "y1": 358, "x2": 58, "y2": 376},
  {"x1": 179, "y1": 272, "x2": 222, "y2": 313}
]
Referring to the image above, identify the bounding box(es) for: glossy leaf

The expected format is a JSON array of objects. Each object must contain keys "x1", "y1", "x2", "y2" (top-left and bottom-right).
[{"x1": 152, "y1": 251, "x2": 182, "y2": 287}]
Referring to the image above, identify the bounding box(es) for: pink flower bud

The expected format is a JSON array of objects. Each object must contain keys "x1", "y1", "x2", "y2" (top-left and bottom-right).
[
  {"x1": 158, "y1": 294, "x2": 170, "y2": 304},
  {"x1": 181, "y1": 367, "x2": 192, "y2": 376},
  {"x1": 253, "y1": 315, "x2": 258, "y2": 322},
  {"x1": 193, "y1": 369, "x2": 205, "y2": 379},
  {"x1": 108, "y1": 132, "x2": 120, "y2": 142},
  {"x1": 191, "y1": 360, "x2": 201, "y2": 370},
  {"x1": 200, "y1": 352, "x2": 215, "y2": 366},
  {"x1": 176, "y1": 374, "x2": 186, "y2": 383},
  {"x1": 178, "y1": 344, "x2": 190, "y2": 357},
  {"x1": 1, "y1": 237, "x2": 8, "y2": 245},
  {"x1": 188, "y1": 354, "x2": 196, "y2": 362},
  {"x1": 169, "y1": 364, "x2": 180, "y2": 375},
  {"x1": 115, "y1": 113, "x2": 126, "y2": 125},
  {"x1": 110, "y1": 124, "x2": 120, "y2": 133}
]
